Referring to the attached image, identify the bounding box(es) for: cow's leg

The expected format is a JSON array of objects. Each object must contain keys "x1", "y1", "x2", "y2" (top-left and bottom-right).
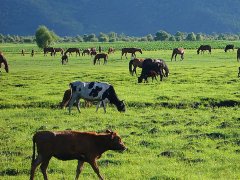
[
  {"x1": 102, "y1": 100, "x2": 107, "y2": 113},
  {"x1": 96, "y1": 101, "x2": 101, "y2": 112},
  {"x1": 75, "y1": 160, "x2": 84, "y2": 180},
  {"x1": 76, "y1": 98, "x2": 81, "y2": 113},
  {"x1": 30, "y1": 155, "x2": 43, "y2": 180},
  {"x1": 40, "y1": 158, "x2": 51, "y2": 180},
  {"x1": 89, "y1": 160, "x2": 104, "y2": 180},
  {"x1": 68, "y1": 94, "x2": 78, "y2": 114}
]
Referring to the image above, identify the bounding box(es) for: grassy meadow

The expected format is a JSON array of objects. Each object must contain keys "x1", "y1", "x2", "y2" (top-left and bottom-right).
[{"x1": 0, "y1": 42, "x2": 240, "y2": 180}]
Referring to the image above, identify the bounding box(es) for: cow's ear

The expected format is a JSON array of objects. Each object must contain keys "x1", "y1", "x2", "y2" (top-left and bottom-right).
[{"x1": 106, "y1": 129, "x2": 112, "y2": 133}]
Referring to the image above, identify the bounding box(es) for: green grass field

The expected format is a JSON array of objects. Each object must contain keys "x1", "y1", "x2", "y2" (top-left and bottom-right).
[{"x1": 0, "y1": 42, "x2": 239, "y2": 180}]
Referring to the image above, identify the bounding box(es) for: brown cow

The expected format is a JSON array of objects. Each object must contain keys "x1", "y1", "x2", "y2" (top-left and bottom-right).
[{"x1": 30, "y1": 130, "x2": 127, "y2": 180}]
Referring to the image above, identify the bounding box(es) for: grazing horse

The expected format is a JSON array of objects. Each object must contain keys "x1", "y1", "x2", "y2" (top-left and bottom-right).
[
  {"x1": 108, "y1": 47, "x2": 115, "y2": 54},
  {"x1": 31, "y1": 49, "x2": 34, "y2": 57},
  {"x1": 121, "y1": 48, "x2": 142, "y2": 59},
  {"x1": 21, "y1": 49, "x2": 25, "y2": 56},
  {"x1": 93, "y1": 53, "x2": 108, "y2": 65},
  {"x1": 129, "y1": 58, "x2": 144, "y2": 76},
  {"x1": 224, "y1": 44, "x2": 234, "y2": 52},
  {"x1": 144, "y1": 70, "x2": 158, "y2": 83},
  {"x1": 0, "y1": 52, "x2": 9, "y2": 73},
  {"x1": 82, "y1": 49, "x2": 90, "y2": 56},
  {"x1": 54, "y1": 48, "x2": 64, "y2": 56},
  {"x1": 65, "y1": 48, "x2": 81, "y2": 56},
  {"x1": 138, "y1": 58, "x2": 166, "y2": 83},
  {"x1": 197, "y1": 45, "x2": 211, "y2": 54},
  {"x1": 171, "y1": 48, "x2": 184, "y2": 61},
  {"x1": 61, "y1": 54, "x2": 68, "y2": 65},
  {"x1": 44, "y1": 47, "x2": 55, "y2": 56},
  {"x1": 237, "y1": 48, "x2": 240, "y2": 61}
]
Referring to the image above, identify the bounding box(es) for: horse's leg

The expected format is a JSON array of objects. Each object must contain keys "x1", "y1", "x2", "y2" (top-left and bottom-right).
[
  {"x1": 175, "y1": 54, "x2": 177, "y2": 61},
  {"x1": 133, "y1": 66, "x2": 137, "y2": 76}
]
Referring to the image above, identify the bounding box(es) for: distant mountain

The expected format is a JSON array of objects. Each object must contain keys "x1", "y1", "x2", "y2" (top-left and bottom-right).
[{"x1": 1, "y1": 0, "x2": 240, "y2": 36}]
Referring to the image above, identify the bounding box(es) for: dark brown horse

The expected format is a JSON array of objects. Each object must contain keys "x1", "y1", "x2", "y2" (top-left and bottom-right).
[
  {"x1": 43, "y1": 47, "x2": 55, "y2": 56},
  {"x1": 93, "y1": 53, "x2": 108, "y2": 65},
  {"x1": 129, "y1": 58, "x2": 144, "y2": 76},
  {"x1": 171, "y1": 48, "x2": 184, "y2": 61},
  {"x1": 121, "y1": 48, "x2": 142, "y2": 59},
  {"x1": 54, "y1": 48, "x2": 64, "y2": 56},
  {"x1": 65, "y1": 48, "x2": 80, "y2": 56},
  {"x1": 138, "y1": 59, "x2": 169, "y2": 83},
  {"x1": 224, "y1": 44, "x2": 234, "y2": 52},
  {"x1": 197, "y1": 45, "x2": 211, "y2": 54},
  {"x1": 21, "y1": 49, "x2": 25, "y2": 56},
  {"x1": 108, "y1": 47, "x2": 115, "y2": 54},
  {"x1": 0, "y1": 52, "x2": 9, "y2": 73},
  {"x1": 82, "y1": 49, "x2": 90, "y2": 56},
  {"x1": 61, "y1": 54, "x2": 68, "y2": 65},
  {"x1": 31, "y1": 49, "x2": 34, "y2": 57},
  {"x1": 237, "y1": 48, "x2": 240, "y2": 61}
]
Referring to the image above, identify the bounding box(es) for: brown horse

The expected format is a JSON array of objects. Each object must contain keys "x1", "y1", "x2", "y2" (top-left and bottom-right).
[
  {"x1": 237, "y1": 48, "x2": 240, "y2": 62},
  {"x1": 21, "y1": 49, "x2": 25, "y2": 56},
  {"x1": 43, "y1": 47, "x2": 55, "y2": 56},
  {"x1": 65, "y1": 48, "x2": 80, "y2": 56},
  {"x1": 197, "y1": 45, "x2": 211, "y2": 54},
  {"x1": 171, "y1": 48, "x2": 184, "y2": 61},
  {"x1": 0, "y1": 52, "x2": 9, "y2": 73},
  {"x1": 129, "y1": 58, "x2": 144, "y2": 76},
  {"x1": 224, "y1": 44, "x2": 234, "y2": 52},
  {"x1": 31, "y1": 49, "x2": 34, "y2": 57},
  {"x1": 82, "y1": 49, "x2": 91, "y2": 56},
  {"x1": 54, "y1": 48, "x2": 64, "y2": 56},
  {"x1": 121, "y1": 48, "x2": 142, "y2": 59},
  {"x1": 93, "y1": 53, "x2": 108, "y2": 65},
  {"x1": 61, "y1": 54, "x2": 68, "y2": 65},
  {"x1": 108, "y1": 47, "x2": 115, "y2": 54}
]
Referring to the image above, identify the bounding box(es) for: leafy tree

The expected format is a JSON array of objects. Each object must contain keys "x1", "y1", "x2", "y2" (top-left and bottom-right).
[
  {"x1": 175, "y1": 31, "x2": 185, "y2": 41},
  {"x1": 155, "y1": 30, "x2": 170, "y2": 41},
  {"x1": 169, "y1": 36, "x2": 176, "y2": 41},
  {"x1": 146, "y1": 34, "x2": 154, "y2": 41},
  {"x1": 186, "y1": 32, "x2": 196, "y2": 41},
  {"x1": 196, "y1": 33, "x2": 203, "y2": 41},
  {"x1": 98, "y1": 32, "x2": 109, "y2": 42},
  {"x1": 35, "y1": 25, "x2": 58, "y2": 49}
]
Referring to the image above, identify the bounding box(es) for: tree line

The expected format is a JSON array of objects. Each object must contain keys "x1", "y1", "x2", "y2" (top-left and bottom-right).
[{"x1": 1, "y1": 26, "x2": 240, "y2": 44}]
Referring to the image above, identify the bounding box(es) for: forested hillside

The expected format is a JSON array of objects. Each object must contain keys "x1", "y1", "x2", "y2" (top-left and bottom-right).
[{"x1": 1, "y1": 0, "x2": 240, "y2": 36}]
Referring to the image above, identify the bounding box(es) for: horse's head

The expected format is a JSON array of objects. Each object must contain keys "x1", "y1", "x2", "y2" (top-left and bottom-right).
[{"x1": 139, "y1": 49, "x2": 143, "y2": 54}]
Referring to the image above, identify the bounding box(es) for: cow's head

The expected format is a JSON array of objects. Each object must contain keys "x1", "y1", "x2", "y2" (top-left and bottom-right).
[
  {"x1": 106, "y1": 130, "x2": 127, "y2": 151},
  {"x1": 117, "y1": 100, "x2": 126, "y2": 112}
]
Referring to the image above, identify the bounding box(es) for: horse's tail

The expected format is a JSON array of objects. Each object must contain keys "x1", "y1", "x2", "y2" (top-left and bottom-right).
[{"x1": 129, "y1": 60, "x2": 134, "y2": 75}]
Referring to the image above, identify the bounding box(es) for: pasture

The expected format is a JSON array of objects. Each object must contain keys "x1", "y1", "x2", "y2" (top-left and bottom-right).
[{"x1": 0, "y1": 42, "x2": 239, "y2": 179}]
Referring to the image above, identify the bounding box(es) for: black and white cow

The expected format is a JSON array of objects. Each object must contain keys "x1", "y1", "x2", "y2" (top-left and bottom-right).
[{"x1": 68, "y1": 81, "x2": 126, "y2": 113}]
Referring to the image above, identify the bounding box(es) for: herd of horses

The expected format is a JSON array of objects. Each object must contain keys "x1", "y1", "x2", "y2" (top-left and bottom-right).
[{"x1": 1, "y1": 45, "x2": 240, "y2": 79}]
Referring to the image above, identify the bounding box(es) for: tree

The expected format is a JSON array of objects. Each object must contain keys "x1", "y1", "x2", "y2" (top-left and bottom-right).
[
  {"x1": 196, "y1": 33, "x2": 203, "y2": 41},
  {"x1": 186, "y1": 32, "x2": 196, "y2": 41},
  {"x1": 155, "y1": 30, "x2": 170, "y2": 41},
  {"x1": 98, "y1": 32, "x2": 109, "y2": 42},
  {"x1": 35, "y1": 25, "x2": 58, "y2": 49}
]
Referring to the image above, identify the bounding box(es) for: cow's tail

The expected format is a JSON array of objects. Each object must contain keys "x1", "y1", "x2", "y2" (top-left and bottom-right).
[
  {"x1": 129, "y1": 60, "x2": 133, "y2": 75},
  {"x1": 31, "y1": 135, "x2": 36, "y2": 165}
]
